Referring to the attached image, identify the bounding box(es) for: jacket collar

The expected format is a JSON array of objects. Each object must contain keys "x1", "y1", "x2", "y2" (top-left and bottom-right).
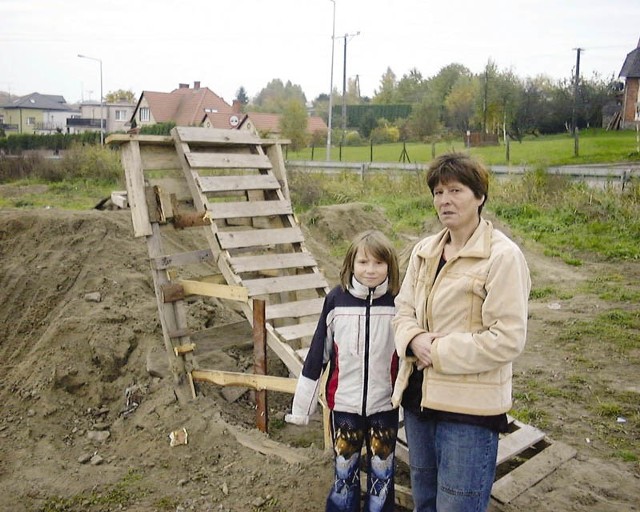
[
  {"x1": 349, "y1": 276, "x2": 389, "y2": 300},
  {"x1": 417, "y1": 218, "x2": 493, "y2": 260}
]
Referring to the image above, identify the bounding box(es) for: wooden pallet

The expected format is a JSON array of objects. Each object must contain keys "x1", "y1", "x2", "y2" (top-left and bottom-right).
[
  {"x1": 394, "y1": 414, "x2": 576, "y2": 508},
  {"x1": 108, "y1": 127, "x2": 330, "y2": 402}
]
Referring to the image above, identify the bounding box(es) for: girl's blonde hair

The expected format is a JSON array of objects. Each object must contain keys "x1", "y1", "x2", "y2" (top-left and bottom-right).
[{"x1": 339, "y1": 230, "x2": 400, "y2": 295}]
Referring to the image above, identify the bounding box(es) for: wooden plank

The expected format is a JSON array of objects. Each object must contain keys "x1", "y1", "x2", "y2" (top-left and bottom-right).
[
  {"x1": 197, "y1": 174, "x2": 280, "y2": 193},
  {"x1": 492, "y1": 441, "x2": 577, "y2": 504},
  {"x1": 217, "y1": 227, "x2": 305, "y2": 249},
  {"x1": 265, "y1": 323, "x2": 304, "y2": 377},
  {"x1": 121, "y1": 140, "x2": 152, "y2": 237},
  {"x1": 207, "y1": 200, "x2": 292, "y2": 219},
  {"x1": 229, "y1": 252, "x2": 318, "y2": 273},
  {"x1": 497, "y1": 423, "x2": 546, "y2": 465},
  {"x1": 179, "y1": 279, "x2": 249, "y2": 303},
  {"x1": 107, "y1": 133, "x2": 173, "y2": 145},
  {"x1": 187, "y1": 152, "x2": 273, "y2": 170},
  {"x1": 151, "y1": 248, "x2": 214, "y2": 270},
  {"x1": 244, "y1": 273, "x2": 329, "y2": 296},
  {"x1": 191, "y1": 369, "x2": 297, "y2": 393},
  {"x1": 230, "y1": 427, "x2": 309, "y2": 465},
  {"x1": 266, "y1": 298, "x2": 325, "y2": 320},
  {"x1": 110, "y1": 190, "x2": 128, "y2": 208},
  {"x1": 175, "y1": 126, "x2": 273, "y2": 145},
  {"x1": 140, "y1": 144, "x2": 181, "y2": 170},
  {"x1": 275, "y1": 321, "x2": 318, "y2": 341}
]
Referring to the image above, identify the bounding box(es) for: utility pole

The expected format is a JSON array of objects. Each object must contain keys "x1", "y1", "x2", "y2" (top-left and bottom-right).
[
  {"x1": 326, "y1": 0, "x2": 336, "y2": 161},
  {"x1": 572, "y1": 47, "x2": 583, "y2": 157},
  {"x1": 337, "y1": 31, "x2": 360, "y2": 141},
  {"x1": 571, "y1": 48, "x2": 582, "y2": 135}
]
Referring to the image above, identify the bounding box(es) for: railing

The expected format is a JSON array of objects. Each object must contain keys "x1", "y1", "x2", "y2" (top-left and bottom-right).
[
  {"x1": 285, "y1": 160, "x2": 639, "y2": 189},
  {"x1": 66, "y1": 118, "x2": 103, "y2": 128}
]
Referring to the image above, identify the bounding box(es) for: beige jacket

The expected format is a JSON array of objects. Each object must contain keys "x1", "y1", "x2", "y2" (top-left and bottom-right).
[{"x1": 392, "y1": 219, "x2": 531, "y2": 416}]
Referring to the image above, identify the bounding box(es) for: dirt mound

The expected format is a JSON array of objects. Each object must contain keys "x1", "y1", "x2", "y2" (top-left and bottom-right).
[{"x1": 0, "y1": 205, "x2": 638, "y2": 512}]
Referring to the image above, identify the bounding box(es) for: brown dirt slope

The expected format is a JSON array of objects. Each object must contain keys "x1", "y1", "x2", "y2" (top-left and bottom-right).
[{"x1": 0, "y1": 205, "x2": 638, "y2": 512}]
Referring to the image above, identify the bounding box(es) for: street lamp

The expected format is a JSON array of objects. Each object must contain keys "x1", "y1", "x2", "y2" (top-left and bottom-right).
[
  {"x1": 326, "y1": 0, "x2": 336, "y2": 161},
  {"x1": 339, "y1": 31, "x2": 359, "y2": 139},
  {"x1": 78, "y1": 54, "x2": 104, "y2": 145}
]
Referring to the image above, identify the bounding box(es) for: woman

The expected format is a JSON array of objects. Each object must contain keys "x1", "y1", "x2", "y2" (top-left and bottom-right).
[{"x1": 392, "y1": 153, "x2": 531, "y2": 512}]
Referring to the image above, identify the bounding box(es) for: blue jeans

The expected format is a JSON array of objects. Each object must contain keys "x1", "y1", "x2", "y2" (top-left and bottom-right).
[
  {"x1": 326, "y1": 409, "x2": 399, "y2": 512},
  {"x1": 403, "y1": 409, "x2": 498, "y2": 512}
]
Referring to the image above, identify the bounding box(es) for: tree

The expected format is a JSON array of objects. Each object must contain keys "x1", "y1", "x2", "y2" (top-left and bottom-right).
[
  {"x1": 105, "y1": 89, "x2": 136, "y2": 103},
  {"x1": 396, "y1": 68, "x2": 427, "y2": 104},
  {"x1": 444, "y1": 76, "x2": 477, "y2": 132},
  {"x1": 235, "y1": 86, "x2": 249, "y2": 106},
  {"x1": 279, "y1": 99, "x2": 309, "y2": 151},
  {"x1": 373, "y1": 67, "x2": 397, "y2": 104},
  {"x1": 252, "y1": 79, "x2": 306, "y2": 113}
]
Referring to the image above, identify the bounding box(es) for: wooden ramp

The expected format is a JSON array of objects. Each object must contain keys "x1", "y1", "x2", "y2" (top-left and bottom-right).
[{"x1": 108, "y1": 126, "x2": 329, "y2": 402}]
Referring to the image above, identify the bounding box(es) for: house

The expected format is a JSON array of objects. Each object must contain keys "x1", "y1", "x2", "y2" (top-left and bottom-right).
[
  {"x1": 0, "y1": 93, "x2": 79, "y2": 135},
  {"x1": 130, "y1": 81, "x2": 234, "y2": 129},
  {"x1": 618, "y1": 37, "x2": 640, "y2": 129},
  {"x1": 130, "y1": 81, "x2": 328, "y2": 141},
  {"x1": 67, "y1": 99, "x2": 136, "y2": 135}
]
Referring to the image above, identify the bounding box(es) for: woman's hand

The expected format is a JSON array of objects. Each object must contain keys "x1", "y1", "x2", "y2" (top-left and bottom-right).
[{"x1": 410, "y1": 332, "x2": 441, "y2": 370}]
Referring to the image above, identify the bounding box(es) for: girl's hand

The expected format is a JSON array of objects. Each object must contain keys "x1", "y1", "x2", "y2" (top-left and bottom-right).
[{"x1": 410, "y1": 332, "x2": 441, "y2": 370}]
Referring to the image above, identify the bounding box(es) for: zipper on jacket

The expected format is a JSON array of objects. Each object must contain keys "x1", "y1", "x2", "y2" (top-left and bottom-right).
[{"x1": 362, "y1": 288, "x2": 373, "y2": 416}]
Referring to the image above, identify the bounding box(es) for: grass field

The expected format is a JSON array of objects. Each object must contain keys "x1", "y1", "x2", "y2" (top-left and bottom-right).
[{"x1": 287, "y1": 128, "x2": 640, "y2": 167}]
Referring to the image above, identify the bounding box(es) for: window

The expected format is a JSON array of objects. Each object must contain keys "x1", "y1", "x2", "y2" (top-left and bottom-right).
[
  {"x1": 139, "y1": 107, "x2": 150, "y2": 122},
  {"x1": 115, "y1": 110, "x2": 128, "y2": 121},
  {"x1": 27, "y1": 117, "x2": 36, "y2": 125}
]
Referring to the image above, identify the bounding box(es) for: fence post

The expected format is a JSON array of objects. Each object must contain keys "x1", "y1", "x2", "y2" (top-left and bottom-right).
[{"x1": 252, "y1": 299, "x2": 268, "y2": 433}]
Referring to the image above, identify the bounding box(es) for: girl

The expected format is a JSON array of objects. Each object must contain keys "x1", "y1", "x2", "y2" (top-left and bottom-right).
[{"x1": 286, "y1": 229, "x2": 401, "y2": 512}]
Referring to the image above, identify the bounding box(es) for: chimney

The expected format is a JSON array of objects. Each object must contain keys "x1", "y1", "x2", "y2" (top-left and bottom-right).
[
  {"x1": 232, "y1": 100, "x2": 242, "y2": 113},
  {"x1": 179, "y1": 83, "x2": 189, "y2": 89},
  {"x1": 194, "y1": 81, "x2": 201, "y2": 90}
]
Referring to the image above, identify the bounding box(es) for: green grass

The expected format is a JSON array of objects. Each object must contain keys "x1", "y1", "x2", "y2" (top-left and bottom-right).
[
  {"x1": 0, "y1": 178, "x2": 117, "y2": 210},
  {"x1": 287, "y1": 129, "x2": 640, "y2": 167}
]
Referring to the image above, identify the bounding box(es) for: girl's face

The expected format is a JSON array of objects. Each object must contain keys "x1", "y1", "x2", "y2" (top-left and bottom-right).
[
  {"x1": 432, "y1": 179, "x2": 484, "y2": 232},
  {"x1": 353, "y1": 246, "x2": 388, "y2": 289}
]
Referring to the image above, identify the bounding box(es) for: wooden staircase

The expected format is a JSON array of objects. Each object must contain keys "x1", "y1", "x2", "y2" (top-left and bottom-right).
[{"x1": 109, "y1": 126, "x2": 329, "y2": 402}]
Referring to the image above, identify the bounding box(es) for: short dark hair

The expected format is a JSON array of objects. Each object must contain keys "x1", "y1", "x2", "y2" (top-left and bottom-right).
[
  {"x1": 426, "y1": 153, "x2": 489, "y2": 213},
  {"x1": 339, "y1": 230, "x2": 400, "y2": 295}
]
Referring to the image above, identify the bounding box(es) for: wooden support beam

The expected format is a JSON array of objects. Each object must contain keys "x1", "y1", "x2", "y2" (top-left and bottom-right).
[
  {"x1": 173, "y1": 343, "x2": 196, "y2": 356},
  {"x1": 160, "y1": 280, "x2": 248, "y2": 303},
  {"x1": 253, "y1": 299, "x2": 268, "y2": 433},
  {"x1": 190, "y1": 369, "x2": 297, "y2": 393}
]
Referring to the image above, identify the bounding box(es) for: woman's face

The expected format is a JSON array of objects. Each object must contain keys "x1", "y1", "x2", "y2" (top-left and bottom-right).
[
  {"x1": 353, "y1": 246, "x2": 388, "y2": 289},
  {"x1": 432, "y1": 179, "x2": 484, "y2": 231}
]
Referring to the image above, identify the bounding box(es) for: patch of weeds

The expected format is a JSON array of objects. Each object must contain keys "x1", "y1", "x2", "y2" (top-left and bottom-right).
[
  {"x1": 269, "y1": 417, "x2": 286, "y2": 431},
  {"x1": 593, "y1": 401, "x2": 623, "y2": 418},
  {"x1": 511, "y1": 407, "x2": 547, "y2": 427},
  {"x1": 154, "y1": 496, "x2": 179, "y2": 510},
  {"x1": 614, "y1": 450, "x2": 638, "y2": 463},
  {"x1": 40, "y1": 469, "x2": 145, "y2": 512},
  {"x1": 529, "y1": 286, "x2": 556, "y2": 300}
]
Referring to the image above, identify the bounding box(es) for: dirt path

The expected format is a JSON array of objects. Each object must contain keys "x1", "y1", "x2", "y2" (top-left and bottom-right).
[{"x1": 0, "y1": 205, "x2": 638, "y2": 511}]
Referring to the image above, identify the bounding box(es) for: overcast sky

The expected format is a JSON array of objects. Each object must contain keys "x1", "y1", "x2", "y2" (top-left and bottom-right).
[{"x1": 1, "y1": 0, "x2": 639, "y2": 105}]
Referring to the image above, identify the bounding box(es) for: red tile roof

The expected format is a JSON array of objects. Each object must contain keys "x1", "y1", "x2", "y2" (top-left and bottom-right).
[{"x1": 138, "y1": 84, "x2": 234, "y2": 126}]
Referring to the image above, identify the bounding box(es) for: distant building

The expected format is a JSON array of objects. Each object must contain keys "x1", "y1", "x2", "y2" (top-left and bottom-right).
[
  {"x1": 0, "y1": 93, "x2": 78, "y2": 135},
  {"x1": 130, "y1": 81, "x2": 234, "y2": 129},
  {"x1": 618, "y1": 37, "x2": 640, "y2": 128},
  {"x1": 68, "y1": 99, "x2": 136, "y2": 135}
]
